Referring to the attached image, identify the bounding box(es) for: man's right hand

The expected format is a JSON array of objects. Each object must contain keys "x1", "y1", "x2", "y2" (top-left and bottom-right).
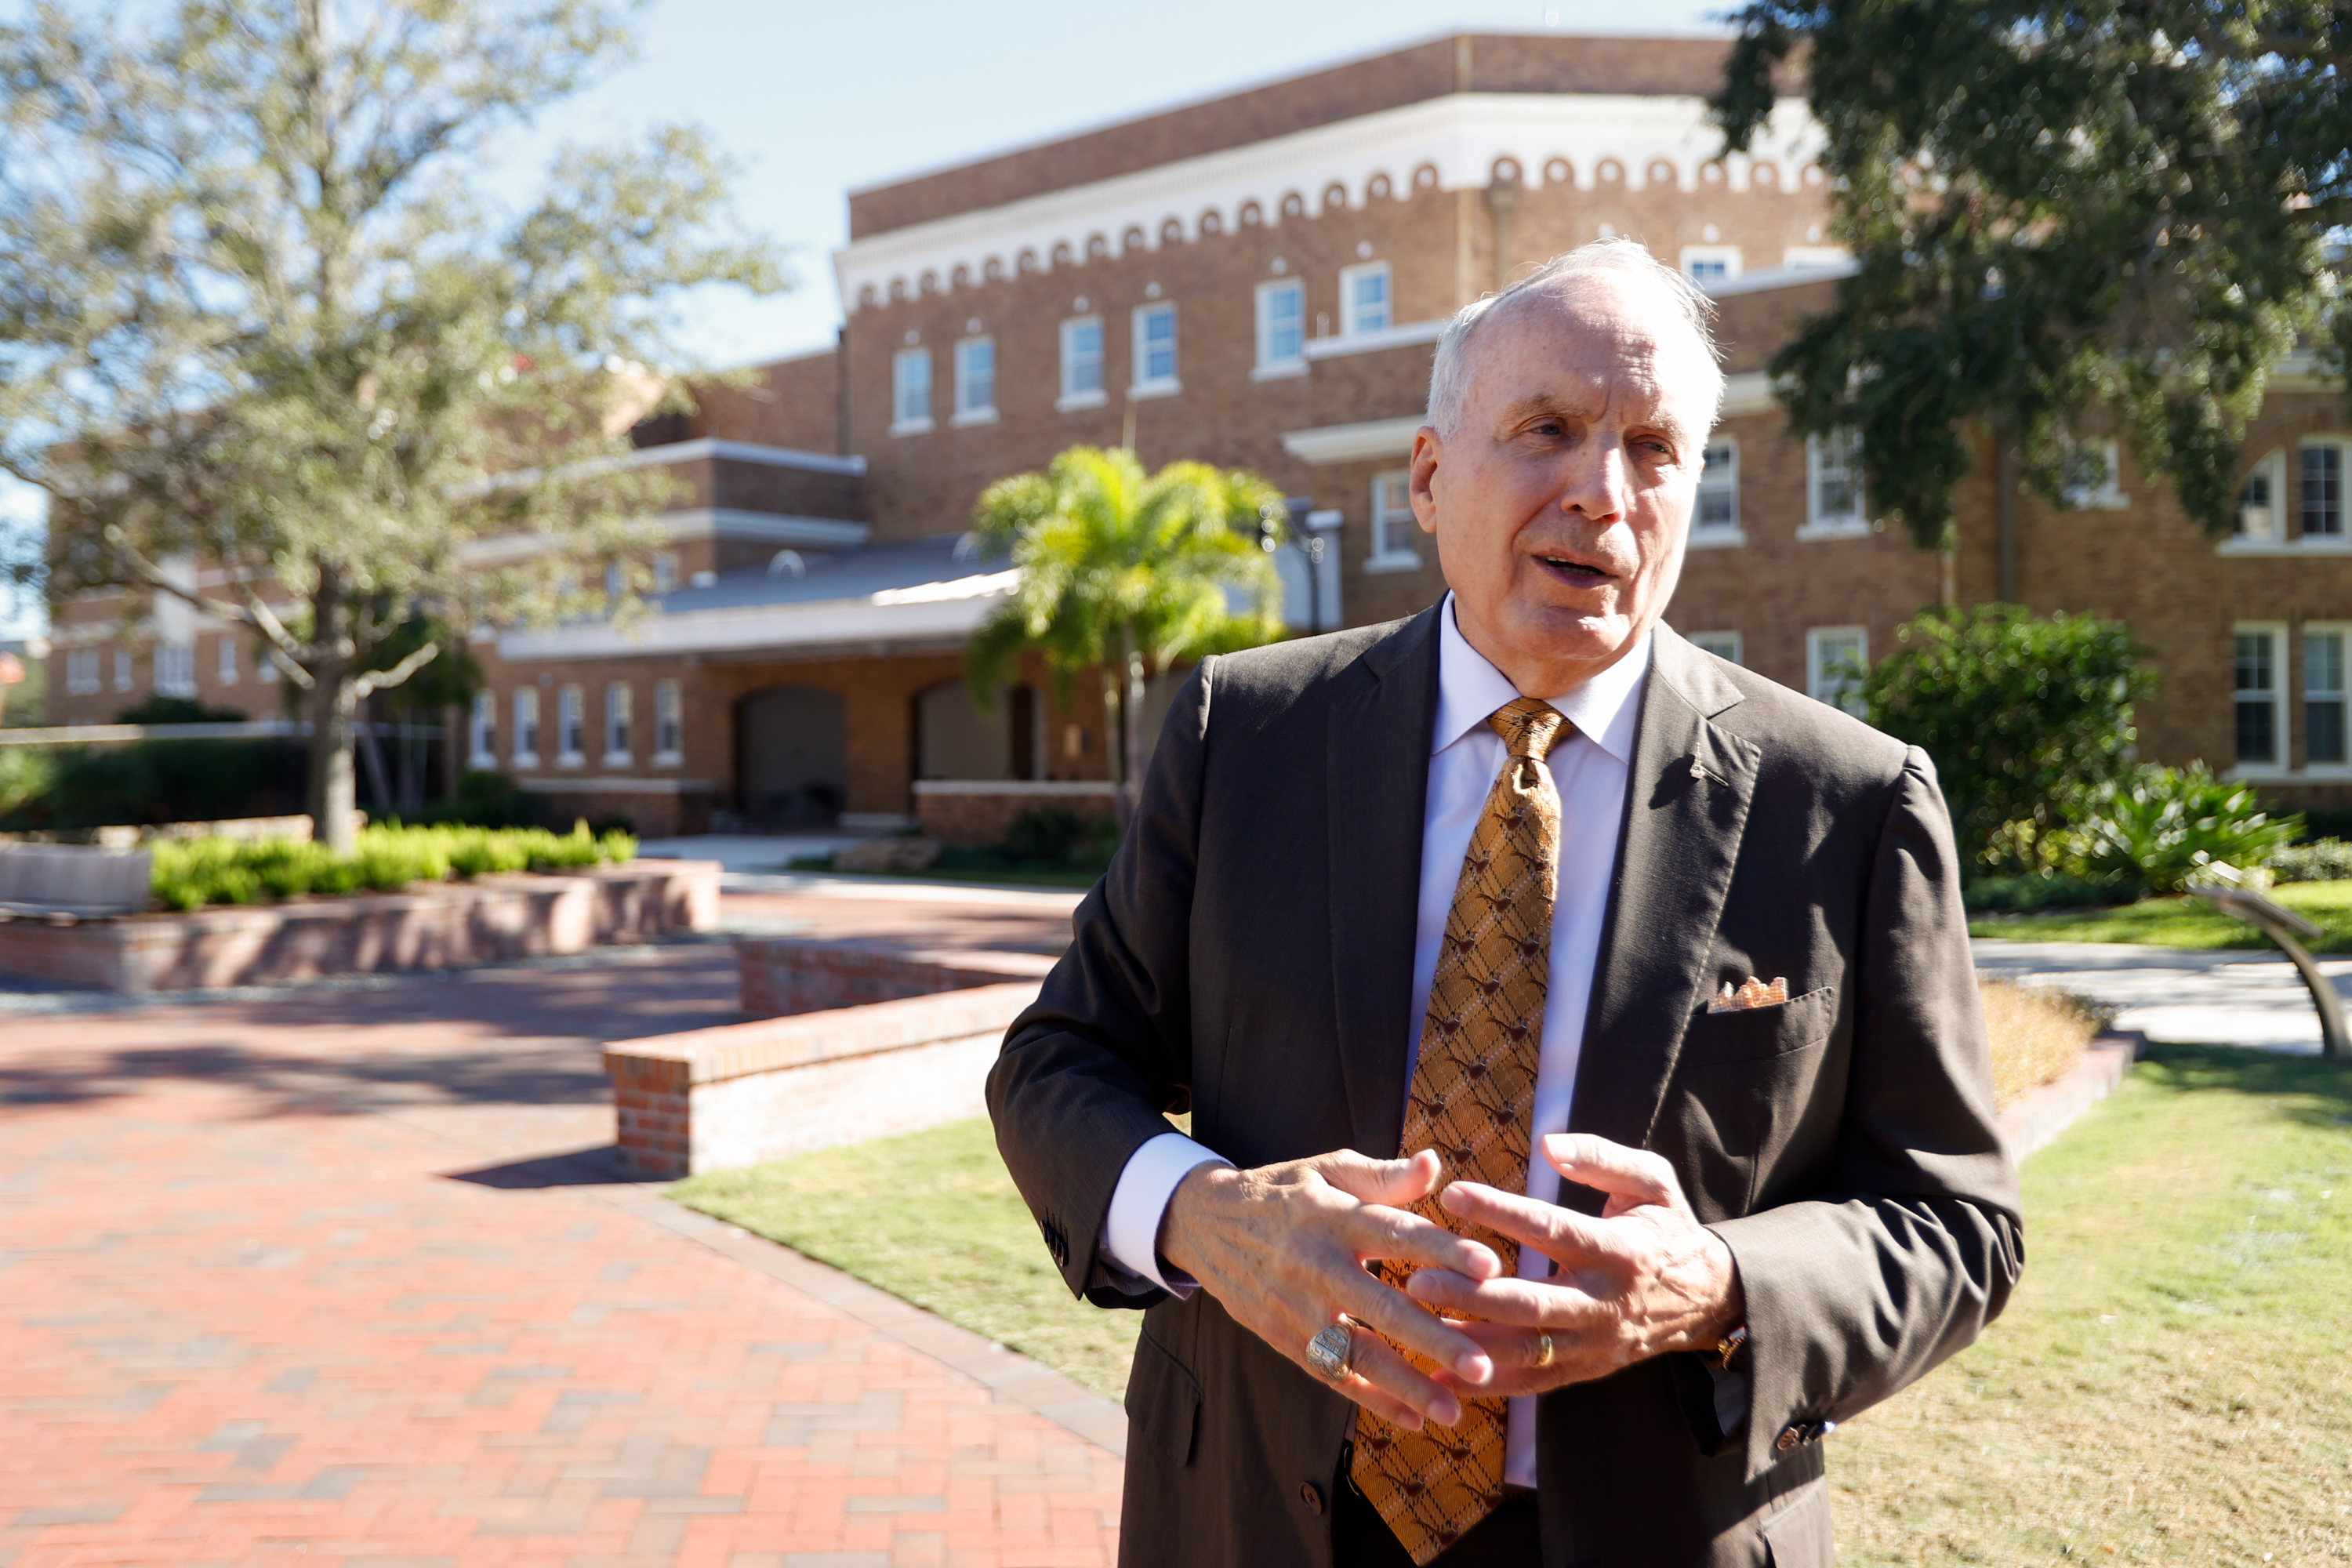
[{"x1": 1157, "y1": 1149, "x2": 1501, "y2": 1431}]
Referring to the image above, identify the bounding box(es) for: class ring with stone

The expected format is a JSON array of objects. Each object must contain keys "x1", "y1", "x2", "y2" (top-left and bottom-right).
[{"x1": 1306, "y1": 1319, "x2": 1356, "y2": 1380}]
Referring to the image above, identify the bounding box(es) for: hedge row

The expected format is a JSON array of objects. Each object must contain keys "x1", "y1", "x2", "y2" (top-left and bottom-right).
[{"x1": 151, "y1": 822, "x2": 637, "y2": 912}]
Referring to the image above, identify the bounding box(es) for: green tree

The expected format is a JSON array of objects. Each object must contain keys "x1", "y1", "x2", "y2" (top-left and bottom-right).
[
  {"x1": 0, "y1": 1, "x2": 782, "y2": 849},
  {"x1": 1857, "y1": 605, "x2": 2156, "y2": 870},
  {"x1": 1714, "y1": 2, "x2": 2350, "y2": 553},
  {"x1": 965, "y1": 446, "x2": 1287, "y2": 826}
]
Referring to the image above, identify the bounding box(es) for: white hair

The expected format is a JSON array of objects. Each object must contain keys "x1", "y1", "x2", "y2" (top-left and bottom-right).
[{"x1": 1425, "y1": 238, "x2": 1726, "y2": 437}]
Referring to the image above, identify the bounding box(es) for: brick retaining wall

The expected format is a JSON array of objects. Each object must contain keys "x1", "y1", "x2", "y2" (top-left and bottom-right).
[
  {"x1": 0, "y1": 860, "x2": 718, "y2": 993},
  {"x1": 607, "y1": 980, "x2": 1040, "y2": 1177},
  {"x1": 735, "y1": 935, "x2": 1055, "y2": 1016},
  {"x1": 911, "y1": 781, "x2": 1117, "y2": 848}
]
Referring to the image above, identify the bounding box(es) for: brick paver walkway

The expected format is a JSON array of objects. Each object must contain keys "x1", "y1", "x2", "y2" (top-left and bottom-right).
[{"x1": 0, "y1": 900, "x2": 1120, "y2": 1568}]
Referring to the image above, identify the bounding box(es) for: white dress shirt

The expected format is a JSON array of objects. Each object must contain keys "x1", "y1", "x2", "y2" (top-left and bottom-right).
[{"x1": 1098, "y1": 596, "x2": 1653, "y2": 1490}]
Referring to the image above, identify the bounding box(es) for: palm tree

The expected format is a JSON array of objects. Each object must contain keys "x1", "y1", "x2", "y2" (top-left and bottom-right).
[{"x1": 966, "y1": 445, "x2": 1288, "y2": 827}]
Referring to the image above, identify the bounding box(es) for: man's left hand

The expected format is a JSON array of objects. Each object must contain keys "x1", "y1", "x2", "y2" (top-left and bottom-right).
[{"x1": 1407, "y1": 1132, "x2": 1744, "y2": 1398}]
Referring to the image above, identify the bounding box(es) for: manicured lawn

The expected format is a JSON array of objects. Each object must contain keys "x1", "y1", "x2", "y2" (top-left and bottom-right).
[
  {"x1": 670, "y1": 1046, "x2": 2352, "y2": 1562},
  {"x1": 1969, "y1": 878, "x2": 2352, "y2": 951}
]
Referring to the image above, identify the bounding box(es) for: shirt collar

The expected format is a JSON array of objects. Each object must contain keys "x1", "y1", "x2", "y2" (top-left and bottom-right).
[{"x1": 1432, "y1": 592, "x2": 1652, "y2": 766}]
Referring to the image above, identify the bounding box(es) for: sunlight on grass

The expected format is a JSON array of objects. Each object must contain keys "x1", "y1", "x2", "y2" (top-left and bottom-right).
[{"x1": 1969, "y1": 879, "x2": 2352, "y2": 950}]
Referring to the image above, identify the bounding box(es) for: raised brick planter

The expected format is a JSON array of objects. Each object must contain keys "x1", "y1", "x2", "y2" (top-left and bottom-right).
[
  {"x1": 735, "y1": 935, "x2": 1054, "y2": 1016},
  {"x1": 0, "y1": 859, "x2": 718, "y2": 993},
  {"x1": 606, "y1": 980, "x2": 1040, "y2": 1177},
  {"x1": 911, "y1": 780, "x2": 1117, "y2": 848}
]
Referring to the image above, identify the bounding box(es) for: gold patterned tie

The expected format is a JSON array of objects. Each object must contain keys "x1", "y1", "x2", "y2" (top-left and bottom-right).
[{"x1": 1350, "y1": 696, "x2": 1566, "y2": 1564}]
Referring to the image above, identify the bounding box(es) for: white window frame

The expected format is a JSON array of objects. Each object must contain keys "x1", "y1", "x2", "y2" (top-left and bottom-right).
[
  {"x1": 1338, "y1": 261, "x2": 1392, "y2": 337},
  {"x1": 1780, "y1": 245, "x2": 1849, "y2": 270},
  {"x1": 652, "y1": 551, "x2": 678, "y2": 594},
  {"x1": 952, "y1": 336, "x2": 997, "y2": 426},
  {"x1": 2060, "y1": 437, "x2": 2129, "y2": 511},
  {"x1": 2231, "y1": 622, "x2": 2287, "y2": 775},
  {"x1": 1689, "y1": 630, "x2": 1744, "y2": 666},
  {"x1": 2237, "y1": 448, "x2": 2288, "y2": 541},
  {"x1": 2301, "y1": 437, "x2": 2347, "y2": 539},
  {"x1": 603, "y1": 681, "x2": 633, "y2": 767},
  {"x1": 1058, "y1": 317, "x2": 1105, "y2": 409},
  {"x1": 1365, "y1": 471, "x2": 1421, "y2": 572},
  {"x1": 154, "y1": 640, "x2": 195, "y2": 698},
  {"x1": 1131, "y1": 303, "x2": 1180, "y2": 397},
  {"x1": 1680, "y1": 246, "x2": 1742, "y2": 286},
  {"x1": 114, "y1": 649, "x2": 133, "y2": 692},
  {"x1": 653, "y1": 678, "x2": 683, "y2": 767},
  {"x1": 65, "y1": 648, "x2": 99, "y2": 695},
  {"x1": 890, "y1": 347, "x2": 933, "y2": 435},
  {"x1": 469, "y1": 690, "x2": 498, "y2": 769},
  {"x1": 557, "y1": 684, "x2": 586, "y2": 768},
  {"x1": 1800, "y1": 430, "x2": 1870, "y2": 540},
  {"x1": 216, "y1": 636, "x2": 238, "y2": 685},
  {"x1": 257, "y1": 647, "x2": 280, "y2": 683},
  {"x1": 2304, "y1": 623, "x2": 2350, "y2": 773},
  {"x1": 1254, "y1": 280, "x2": 1306, "y2": 379},
  {"x1": 1691, "y1": 436, "x2": 1743, "y2": 546},
  {"x1": 1806, "y1": 626, "x2": 1868, "y2": 717},
  {"x1": 513, "y1": 688, "x2": 541, "y2": 769}
]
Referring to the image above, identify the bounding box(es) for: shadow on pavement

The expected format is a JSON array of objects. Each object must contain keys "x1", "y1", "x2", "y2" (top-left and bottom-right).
[{"x1": 443, "y1": 1145, "x2": 644, "y2": 1189}]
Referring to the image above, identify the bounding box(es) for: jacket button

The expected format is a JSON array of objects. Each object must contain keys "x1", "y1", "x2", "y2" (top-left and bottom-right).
[
  {"x1": 1775, "y1": 1426, "x2": 1801, "y2": 1454},
  {"x1": 1298, "y1": 1480, "x2": 1325, "y2": 1515}
]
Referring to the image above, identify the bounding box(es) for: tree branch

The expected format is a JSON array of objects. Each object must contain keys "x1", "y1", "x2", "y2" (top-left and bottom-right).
[
  {"x1": 102, "y1": 523, "x2": 254, "y2": 626},
  {"x1": 351, "y1": 639, "x2": 437, "y2": 697}
]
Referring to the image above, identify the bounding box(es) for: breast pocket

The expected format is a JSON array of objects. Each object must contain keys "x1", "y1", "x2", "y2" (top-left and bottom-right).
[{"x1": 1677, "y1": 985, "x2": 1838, "y2": 1066}]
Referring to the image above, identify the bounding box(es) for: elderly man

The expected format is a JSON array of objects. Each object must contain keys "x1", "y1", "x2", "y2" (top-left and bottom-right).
[{"x1": 987, "y1": 240, "x2": 2021, "y2": 1567}]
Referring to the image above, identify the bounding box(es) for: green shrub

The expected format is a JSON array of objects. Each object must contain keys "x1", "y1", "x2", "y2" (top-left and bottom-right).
[
  {"x1": 1003, "y1": 806, "x2": 1087, "y2": 864},
  {"x1": 0, "y1": 747, "x2": 55, "y2": 818},
  {"x1": 2270, "y1": 838, "x2": 2352, "y2": 884},
  {"x1": 145, "y1": 822, "x2": 634, "y2": 909},
  {"x1": 1857, "y1": 606, "x2": 2155, "y2": 872},
  {"x1": 415, "y1": 769, "x2": 548, "y2": 829},
  {"x1": 2067, "y1": 764, "x2": 2304, "y2": 894},
  {"x1": 1965, "y1": 873, "x2": 2133, "y2": 914}
]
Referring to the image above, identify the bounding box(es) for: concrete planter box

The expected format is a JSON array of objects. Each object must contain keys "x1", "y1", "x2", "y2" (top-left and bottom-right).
[
  {"x1": 607, "y1": 980, "x2": 1040, "y2": 1178},
  {"x1": 0, "y1": 859, "x2": 718, "y2": 993}
]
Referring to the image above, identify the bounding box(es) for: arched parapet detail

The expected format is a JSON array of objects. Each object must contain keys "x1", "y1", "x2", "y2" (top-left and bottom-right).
[
  {"x1": 1279, "y1": 190, "x2": 1306, "y2": 219},
  {"x1": 1198, "y1": 207, "x2": 1224, "y2": 237},
  {"x1": 982, "y1": 255, "x2": 1006, "y2": 282},
  {"x1": 1050, "y1": 240, "x2": 1074, "y2": 268},
  {"x1": 1086, "y1": 232, "x2": 1109, "y2": 260},
  {"x1": 1120, "y1": 224, "x2": 1146, "y2": 255},
  {"x1": 1158, "y1": 215, "x2": 1185, "y2": 245},
  {"x1": 1238, "y1": 199, "x2": 1265, "y2": 228},
  {"x1": 1365, "y1": 171, "x2": 1394, "y2": 202},
  {"x1": 1541, "y1": 156, "x2": 1574, "y2": 188},
  {"x1": 1319, "y1": 180, "x2": 1350, "y2": 216}
]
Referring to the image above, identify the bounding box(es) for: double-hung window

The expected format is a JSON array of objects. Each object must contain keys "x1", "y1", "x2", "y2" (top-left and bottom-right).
[
  {"x1": 1680, "y1": 247, "x2": 1740, "y2": 286},
  {"x1": 557, "y1": 684, "x2": 586, "y2": 766},
  {"x1": 654, "y1": 679, "x2": 683, "y2": 764},
  {"x1": 1131, "y1": 303, "x2": 1178, "y2": 394},
  {"x1": 2303, "y1": 440, "x2": 2345, "y2": 538},
  {"x1": 1367, "y1": 472, "x2": 1420, "y2": 570},
  {"x1": 1339, "y1": 262, "x2": 1390, "y2": 336},
  {"x1": 1804, "y1": 430, "x2": 1867, "y2": 538},
  {"x1": 891, "y1": 348, "x2": 932, "y2": 434},
  {"x1": 1059, "y1": 318, "x2": 1104, "y2": 405},
  {"x1": 154, "y1": 641, "x2": 195, "y2": 697},
  {"x1": 604, "y1": 682, "x2": 632, "y2": 765},
  {"x1": 65, "y1": 648, "x2": 96, "y2": 695},
  {"x1": 1254, "y1": 280, "x2": 1304, "y2": 375},
  {"x1": 1807, "y1": 626, "x2": 1868, "y2": 716},
  {"x1": 469, "y1": 690, "x2": 497, "y2": 768},
  {"x1": 953, "y1": 337, "x2": 996, "y2": 424},
  {"x1": 1693, "y1": 437, "x2": 1740, "y2": 543},
  {"x1": 513, "y1": 688, "x2": 540, "y2": 767},
  {"x1": 114, "y1": 650, "x2": 133, "y2": 691},
  {"x1": 2234, "y1": 626, "x2": 2284, "y2": 766},
  {"x1": 2237, "y1": 449, "x2": 2287, "y2": 540},
  {"x1": 1690, "y1": 630, "x2": 1744, "y2": 665},
  {"x1": 216, "y1": 637, "x2": 238, "y2": 684},
  {"x1": 2307, "y1": 628, "x2": 2347, "y2": 767}
]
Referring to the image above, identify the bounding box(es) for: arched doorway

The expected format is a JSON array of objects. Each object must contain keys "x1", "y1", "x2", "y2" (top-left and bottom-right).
[
  {"x1": 915, "y1": 680, "x2": 1042, "y2": 780},
  {"x1": 735, "y1": 685, "x2": 848, "y2": 826}
]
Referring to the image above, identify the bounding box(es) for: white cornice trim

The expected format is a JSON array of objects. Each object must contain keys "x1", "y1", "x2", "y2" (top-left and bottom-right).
[
  {"x1": 833, "y1": 93, "x2": 1824, "y2": 312},
  {"x1": 622, "y1": 437, "x2": 865, "y2": 476},
  {"x1": 1716, "y1": 372, "x2": 1778, "y2": 419},
  {"x1": 1280, "y1": 415, "x2": 1428, "y2": 466},
  {"x1": 1301, "y1": 318, "x2": 1449, "y2": 361},
  {"x1": 459, "y1": 509, "x2": 871, "y2": 565},
  {"x1": 497, "y1": 572, "x2": 1015, "y2": 661},
  {"x1": 1703, "y1": 257, "x2": 1855, "y2": 297}
]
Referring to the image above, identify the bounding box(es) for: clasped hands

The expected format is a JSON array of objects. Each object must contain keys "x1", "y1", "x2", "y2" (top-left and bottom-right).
[{"x1": 1158, "y1": 1133, "x2": 1743, "y2": 1432}]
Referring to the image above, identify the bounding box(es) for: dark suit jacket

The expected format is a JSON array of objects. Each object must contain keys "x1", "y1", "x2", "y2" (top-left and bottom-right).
[{"x1": 987, "y1": 608, "x2": 2023, "y2": 1567}]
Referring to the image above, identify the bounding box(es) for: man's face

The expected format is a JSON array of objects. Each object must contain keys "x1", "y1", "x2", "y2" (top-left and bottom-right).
[{"x1": 1411, "y1": 273, "x2": 1715, "y2": 694}]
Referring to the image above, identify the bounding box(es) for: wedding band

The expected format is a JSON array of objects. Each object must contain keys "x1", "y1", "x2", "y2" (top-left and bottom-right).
[
  {"x1": 1306, "y1": 1320, "x2": 1356, "y2": 1380},
  {"x1": 1532, "y1": 1333, "x2": 1555, "y2": 1370}
]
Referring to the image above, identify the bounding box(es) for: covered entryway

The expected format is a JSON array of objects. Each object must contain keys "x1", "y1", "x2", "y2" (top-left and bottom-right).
[
  {"x1": 915, "y1": 681, "x2": 1042, "y2": 781},
  {"x1": 736, "y1": 685, "x2": 848, "y2": 826}
]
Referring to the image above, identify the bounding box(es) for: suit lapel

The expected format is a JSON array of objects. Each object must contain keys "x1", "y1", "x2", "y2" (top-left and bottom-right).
[
  {"x1": 1568, "y1": 629, "x2": 1761, "y2": 1162},
  {"x1": 1328, "y1": 604, "x2": 1442, "y2": 1157}
]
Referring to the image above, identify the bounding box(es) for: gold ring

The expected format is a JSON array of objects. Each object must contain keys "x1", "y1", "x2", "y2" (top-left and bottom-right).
[{"x1": 1532, "y1": 1333, "x2": 1555, "y2": 1369}]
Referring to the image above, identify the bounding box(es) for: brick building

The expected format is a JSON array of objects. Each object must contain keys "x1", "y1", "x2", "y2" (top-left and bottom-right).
[{"x1": 44, "y1": 32, "x2": 2352, "y2": 836}]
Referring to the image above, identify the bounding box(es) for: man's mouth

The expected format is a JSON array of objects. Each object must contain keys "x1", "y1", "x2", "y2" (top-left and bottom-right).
[{"x1": 1535, "y1": 554, "x2": 1612, "y2": 585}]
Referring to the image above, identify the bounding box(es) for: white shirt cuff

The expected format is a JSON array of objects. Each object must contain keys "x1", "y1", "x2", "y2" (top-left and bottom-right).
[{"x1": 1098, "y1": 1130, "x2": 1230, "y2": 1297}]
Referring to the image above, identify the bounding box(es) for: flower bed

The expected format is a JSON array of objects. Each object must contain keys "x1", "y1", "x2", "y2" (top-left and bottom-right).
[{"x1": 151, "y1": 822, "x2": 636, "y2": 910}]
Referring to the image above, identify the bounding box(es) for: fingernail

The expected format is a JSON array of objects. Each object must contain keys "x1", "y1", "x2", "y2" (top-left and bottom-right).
[
  {"x1": 1399, "y1": 1410, "x2": 1425, "y2": 1432},
  {"x1": 1428, "y1": 1396, "x2": 1462, "y2": 1427},
  {"x1": 1456, "y1": 1352, "x2": 1492, "y2": 1382}
]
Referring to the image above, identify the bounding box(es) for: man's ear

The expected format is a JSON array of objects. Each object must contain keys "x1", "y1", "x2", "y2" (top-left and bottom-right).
[{"x1": 1410, "y1": 426, "x2": 1442, "y2": 535}]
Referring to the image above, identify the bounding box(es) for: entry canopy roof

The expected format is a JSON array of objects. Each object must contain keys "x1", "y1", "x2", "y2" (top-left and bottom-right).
[{"x1": 498, "y1": 534, "x2": 1016, "y2": 663}]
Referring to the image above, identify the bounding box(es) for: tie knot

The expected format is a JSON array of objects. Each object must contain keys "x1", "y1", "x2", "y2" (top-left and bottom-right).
[{"x1": 1489, "y1": 697, "x2": 1567, "y2": 760}]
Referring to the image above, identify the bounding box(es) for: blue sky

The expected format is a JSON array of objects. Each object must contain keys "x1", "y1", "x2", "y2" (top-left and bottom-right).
[{"x1": 0, "y1": 0, "x2": 1734, "y2": 637}]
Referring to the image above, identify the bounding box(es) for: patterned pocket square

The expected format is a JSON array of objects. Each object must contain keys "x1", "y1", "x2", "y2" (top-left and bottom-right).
[{"x1": 1709, "y1": 975, "x2": 1789, "y2": 1014}]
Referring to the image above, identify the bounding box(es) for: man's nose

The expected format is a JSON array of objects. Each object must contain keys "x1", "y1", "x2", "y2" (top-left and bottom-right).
[{"x1": 1553, "y1": 437, "x2": 1628, "y2": 523}]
